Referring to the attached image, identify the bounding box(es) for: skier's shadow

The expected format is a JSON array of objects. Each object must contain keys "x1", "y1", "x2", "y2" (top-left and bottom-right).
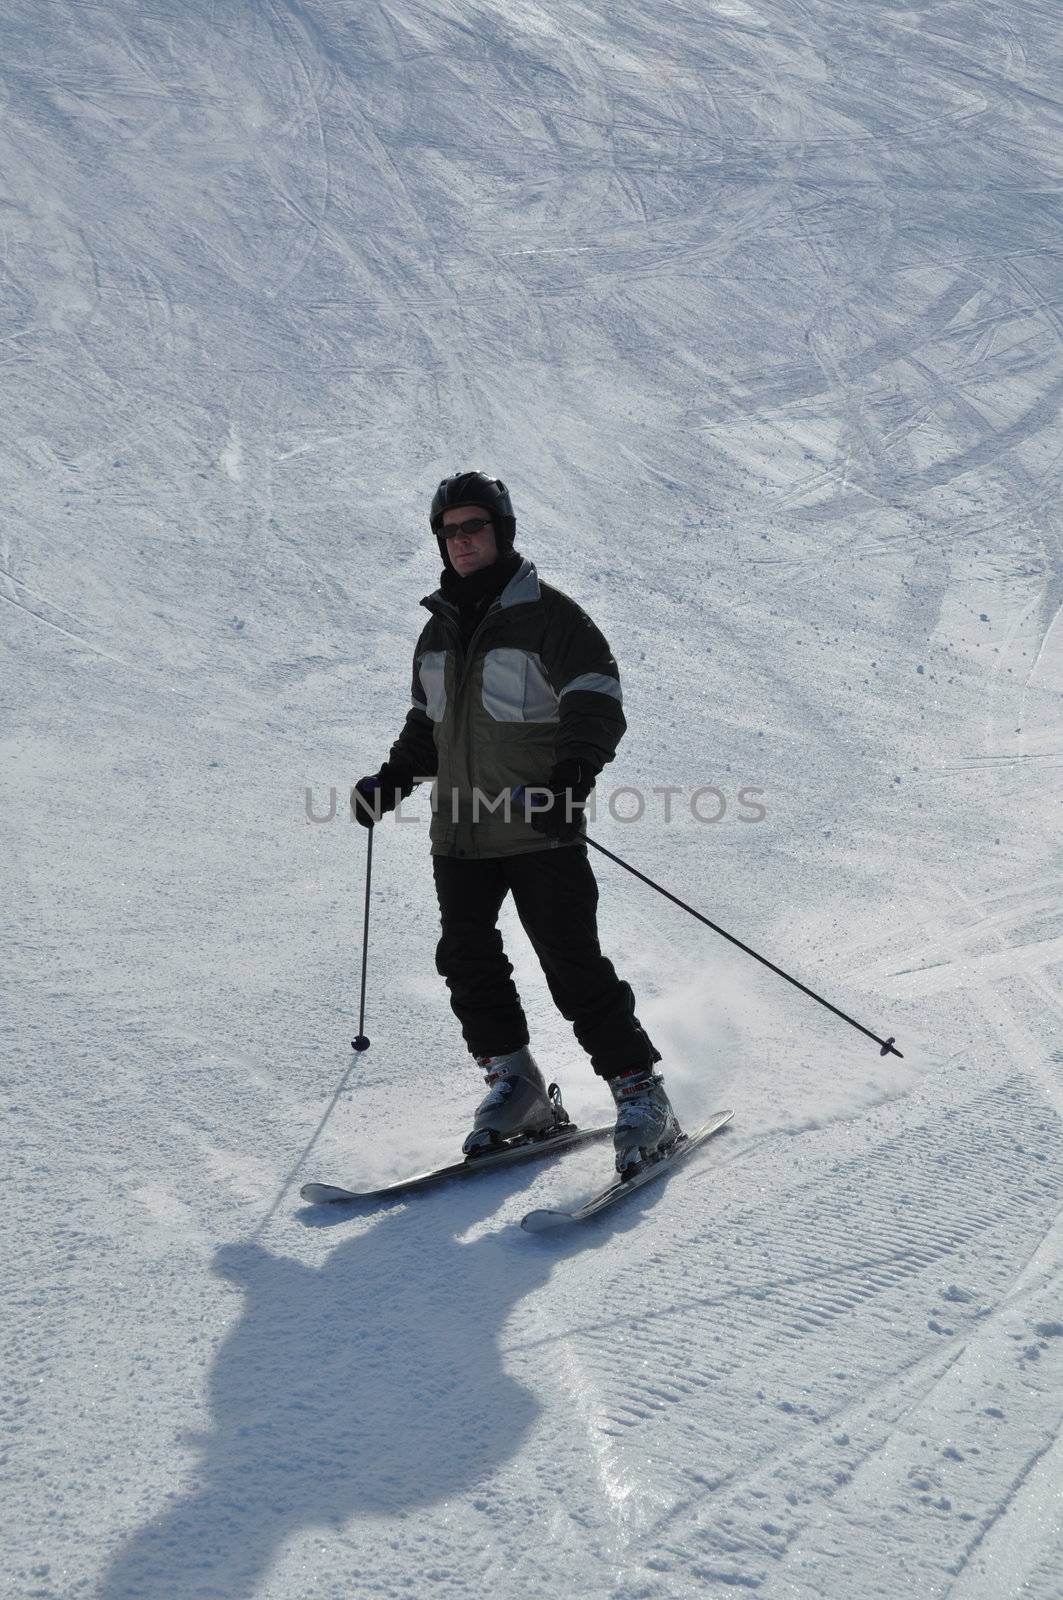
[{"x1": 99, "y1": 1168, "x2": 636, "y2": 1600}]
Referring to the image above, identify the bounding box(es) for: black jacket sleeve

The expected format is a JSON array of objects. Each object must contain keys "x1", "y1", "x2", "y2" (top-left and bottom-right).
[{"x1": 543, "y1": 594, "x2": 627, "y2": 773}]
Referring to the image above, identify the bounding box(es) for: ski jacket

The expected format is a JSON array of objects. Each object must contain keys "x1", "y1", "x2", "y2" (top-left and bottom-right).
[{"x1": 388, "y1": 558, "x2": 626, "y2": 858}]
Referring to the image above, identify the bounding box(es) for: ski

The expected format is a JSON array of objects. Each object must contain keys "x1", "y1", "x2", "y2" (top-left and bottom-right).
[
  {"x1": 300, "y1": 1120, "x2": 612, "y2": 1206},
  {"x1": 521, "y1": 1108, "x2": 735, "y2": 1231}
]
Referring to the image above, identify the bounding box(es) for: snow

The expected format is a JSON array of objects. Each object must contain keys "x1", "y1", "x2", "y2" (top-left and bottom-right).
[{"x1": 3, "y1": 0, "x2": 1061, "y2": 1595}]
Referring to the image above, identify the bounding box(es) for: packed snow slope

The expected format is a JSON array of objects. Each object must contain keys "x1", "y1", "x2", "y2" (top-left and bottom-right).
[{"x1": 4, "y1": 0, "x2": 1062, "y2": 1596}]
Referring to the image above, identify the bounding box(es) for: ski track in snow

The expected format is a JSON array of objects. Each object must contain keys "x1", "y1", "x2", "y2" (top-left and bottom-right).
[
  {"x1": 510, "y1": 1060, "x2": 1061, "y2": 1596},
  {"x1": 3, "y1": 0, "x2": 1062, "y2": 1597}
]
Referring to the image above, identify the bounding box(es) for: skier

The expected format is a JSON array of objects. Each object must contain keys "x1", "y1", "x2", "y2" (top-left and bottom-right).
[{"x1": 352, "y1": 471, "x2": 681, "y2": 1175}]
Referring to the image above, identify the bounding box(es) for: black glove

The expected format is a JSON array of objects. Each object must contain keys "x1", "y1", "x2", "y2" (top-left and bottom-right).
[
  {"x1": 351, "y1": 761, "x2": 414, "y2": 828},
  {"x1": 528, "y1": 758, "x2": 595, "y2": 842}
]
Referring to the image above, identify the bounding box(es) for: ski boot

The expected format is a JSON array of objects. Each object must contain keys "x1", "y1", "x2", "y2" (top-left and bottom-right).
[
  {"x1": 463, "y1": 1047, "x2": 565, "y2": 1156},
  {"x1": 609, "y1": 1065, "x2": 682, "y2": 1177}
]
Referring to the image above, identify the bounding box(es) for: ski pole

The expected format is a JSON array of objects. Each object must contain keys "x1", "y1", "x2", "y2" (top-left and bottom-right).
[
  {"x1": 585, "y1": 836, "x2": 903, "y2": 1059},
  {"x1": 352, "y1": 824, "x2": 373, "y2": 1052}
]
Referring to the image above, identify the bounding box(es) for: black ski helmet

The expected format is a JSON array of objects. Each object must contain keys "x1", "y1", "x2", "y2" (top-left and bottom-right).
[{"x1": 430, "y1": 472, "x2": 516, "y2": 562}]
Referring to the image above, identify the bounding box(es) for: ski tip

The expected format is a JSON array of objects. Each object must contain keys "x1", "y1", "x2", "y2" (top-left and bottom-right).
[
  {"x1": 300, "y1": 1183, "x2": 359, "y2": 1205},
  {"x1": 520, "y1": 1208, "x2": 572, "y2": 1233}
]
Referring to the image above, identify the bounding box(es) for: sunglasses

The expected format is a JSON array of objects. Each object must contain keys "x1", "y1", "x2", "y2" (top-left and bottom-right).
[{"x1": 441, "y1": 516, "x2": 493, "y2": 541}]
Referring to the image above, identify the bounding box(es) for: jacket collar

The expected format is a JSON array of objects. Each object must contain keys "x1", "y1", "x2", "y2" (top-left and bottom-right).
[{"x1": 422, "y1": 556, "x2": 540, "y2": 618}]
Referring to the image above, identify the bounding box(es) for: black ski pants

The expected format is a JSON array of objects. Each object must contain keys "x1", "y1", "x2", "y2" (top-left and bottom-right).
[{"x1": 432, "y1": 843, "x2": 659, "y2": 1079}]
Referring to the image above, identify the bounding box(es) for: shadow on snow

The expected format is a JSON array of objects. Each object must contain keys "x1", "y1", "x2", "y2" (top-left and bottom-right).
[{"x1": 98, "y1": 1164, "x2": 642, "y2": 1599}]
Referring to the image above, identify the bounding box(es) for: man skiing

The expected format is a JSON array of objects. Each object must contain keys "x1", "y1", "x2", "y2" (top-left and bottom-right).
[{"x1": 352, "y1": 471, "x2": 681, "y2": 1176}]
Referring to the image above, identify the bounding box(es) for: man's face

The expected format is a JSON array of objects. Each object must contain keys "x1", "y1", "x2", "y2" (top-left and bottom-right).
[{"x1": 441, "y1": 505, "x2": 498, "y2": 576}]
